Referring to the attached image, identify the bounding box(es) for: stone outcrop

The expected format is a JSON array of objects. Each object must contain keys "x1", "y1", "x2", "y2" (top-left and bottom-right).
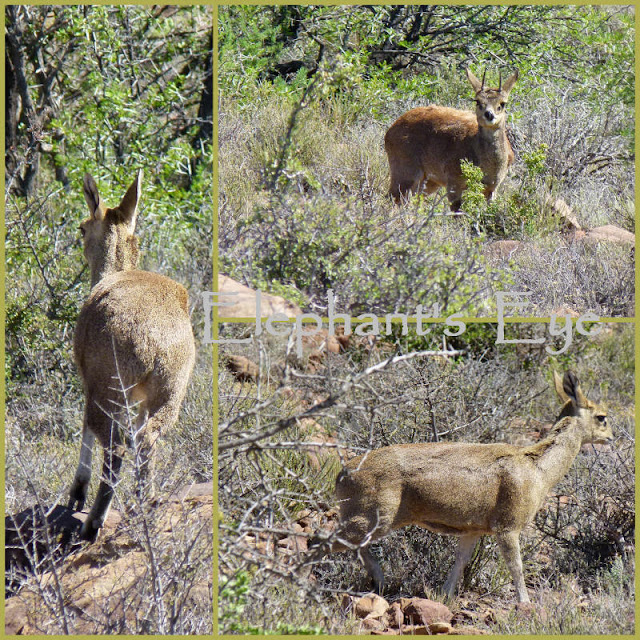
[
  {"x1": 342, "y1": 594, "x2": 490, "y2": 635},
  {"x1": 583, "y1": 225, "x2": 635, "y2": 246},
  {"x1": 217, "y1": 274, "x2": 302, "y2": 318}
]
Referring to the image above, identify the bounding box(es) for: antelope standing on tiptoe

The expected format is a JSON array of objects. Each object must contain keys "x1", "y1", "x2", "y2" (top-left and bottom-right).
[
  {"x1": 385, "y1": 68, "x2": 518, "y2": 211},
  {"x1": 329, "y1": 371, "x2": 611, "y2": 602},
  {"x1": 70, "y1": 171, "x2": 195, "y2": 541}
]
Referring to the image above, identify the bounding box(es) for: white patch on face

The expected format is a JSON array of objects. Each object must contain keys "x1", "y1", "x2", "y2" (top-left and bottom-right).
[{"x1": 475, "y1": 99, "x2": 505, "y2": 128}]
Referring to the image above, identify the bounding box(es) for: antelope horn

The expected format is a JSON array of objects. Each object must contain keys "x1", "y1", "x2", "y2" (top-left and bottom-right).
[
  {"x1": 499, "y1": 70, "x2": 503, "y2": 91},
  {"x1": 481, "y1": 69, "x2": 486, "y2": 91}
]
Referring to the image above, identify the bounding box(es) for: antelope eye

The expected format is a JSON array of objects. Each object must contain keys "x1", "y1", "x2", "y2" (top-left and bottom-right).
[
  {"x1": 500, "y1": 101, "x2": 506, "y2": 108},
  {"x1": 596, "y1": 415, "x2": 607, "y2": 424}
]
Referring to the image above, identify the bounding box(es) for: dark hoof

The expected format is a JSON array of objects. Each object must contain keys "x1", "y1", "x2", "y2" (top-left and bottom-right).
[{"x1": 79, "y1": 520, "x2": 100, "y2": 543}]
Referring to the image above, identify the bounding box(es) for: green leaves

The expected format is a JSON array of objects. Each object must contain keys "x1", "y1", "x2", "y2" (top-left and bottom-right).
[{"x1": 6, "y1": 4, "x2": 213, "y2": 400}]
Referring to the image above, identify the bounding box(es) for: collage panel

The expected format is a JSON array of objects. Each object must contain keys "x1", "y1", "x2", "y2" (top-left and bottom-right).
[
  {"x1": 2, "y1": 1, "x2": 636, "y2": 638},
  {"x1": 216, "y1": 3, "x2": 635, "y2": 636},
  {"x1": 218, "y1": 320, "x2": 634, "y2": 634},
  {"x1": 5, "y1": 5, "x2": 213, "y2": 634},
  {"x1": 219, "y1": 5, "x2": 634, "y2": 319}
]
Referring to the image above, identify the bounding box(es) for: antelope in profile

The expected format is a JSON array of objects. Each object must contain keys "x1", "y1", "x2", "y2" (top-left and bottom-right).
[
  {"x1": 385, "y1": 68, "x2": 519, "y2": 211},
  {"x1": 329, "y1": 371, "x2": 611, "y2": 602},
  {"x1": 70, "y1": 171, "x2": 195, "y2": 541}
]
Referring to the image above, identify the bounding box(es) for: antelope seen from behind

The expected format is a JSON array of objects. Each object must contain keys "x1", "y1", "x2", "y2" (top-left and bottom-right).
[
  {"x1": 70, "y1": 171, "x2": 195, "y2": 541},
  {"x1": 329, "y1": 371, "x2": 611, "y2": 602},
  {"x1": 385, "y1": 68, "x2": 518, "y2": 211}
]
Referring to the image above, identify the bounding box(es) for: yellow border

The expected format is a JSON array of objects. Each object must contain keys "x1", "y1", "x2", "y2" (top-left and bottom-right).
[
  {"x1": 1, "y1": 5, "x2": 6, "y2": 637},
  {"x1": 212, "y1": 4, "x2": 220, "y2": 635}
]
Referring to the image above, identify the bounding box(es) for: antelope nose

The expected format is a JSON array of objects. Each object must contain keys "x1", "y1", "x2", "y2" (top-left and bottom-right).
[{"x1": 485, "y1": 110, "x2": 495, "y2": 122}]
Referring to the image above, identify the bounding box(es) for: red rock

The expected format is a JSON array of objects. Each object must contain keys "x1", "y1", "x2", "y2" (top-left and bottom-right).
[
  {"x1": 583, "y1": 225, "x2": 635, "y2": 246},
  {"x1": 387, "y1": 602, "x2": 404, "y2": 629},
  {"x1": 403, "y1": 598, "x2": 453, "y2": 626},
  {"x1": 361, "y1": 617, "x2": 387, "y2": 631},
  {"x1": 354, "y1": 593, "x2": 390, "y2": 619},
  {"x1": 217, "y1": 274, "x2": 302, "y2": 318}
]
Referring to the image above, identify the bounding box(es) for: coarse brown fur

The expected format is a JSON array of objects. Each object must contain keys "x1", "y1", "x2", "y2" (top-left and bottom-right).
[
  {"x1": 69, "y1": 171, "x2": 195, "y2": 541},
  {"x1": 385, "y1": 68, "x2": 518, "y2": 211},
  {"x1": 331, "y1": 371, "x2": 611, "y2": 602}
]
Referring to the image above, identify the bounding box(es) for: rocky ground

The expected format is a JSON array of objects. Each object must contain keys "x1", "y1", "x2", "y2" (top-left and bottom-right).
[{"x1": 5, "y1": 482, "x2": 213, "y2": 635}]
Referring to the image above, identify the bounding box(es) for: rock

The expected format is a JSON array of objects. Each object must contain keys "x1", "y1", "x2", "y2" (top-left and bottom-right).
[
  {"x1": 277, "y1": 533, "x2": 307, "y2": 554},
  {"x1": 402, "y1": 598, "x2": 453, "y2": 626},
  {"x1": 429, "y1": 621, "x2": 453, "y2": 634},
  {"x1": 515, "y1": 601, "x2": 537, "y2": 617},
  {"x1": 295, "y1": 509, "x2": 317, "y2": 533},
  {"x1": 548, "y1": 493, "x2": 572, "y2": 508},
  {"x1": 387, "y1": 601, "x2": 404, "y2": 629},
  {"x1": 5, "y1": 598, "x2": 29, "y2": 635},
  {"x1": 217, "y1": 274, "x2": 302, "y2": 318},
  {"x1": 6, "y1": 503, "x2": 122, "y2": 594},
  {"x1": 361, "y1": 617, "x2": 387, "y2": 632},
  {"x1": 302, "y1": 329, "x2": 343, "y2": 355},
  {"x1": 306, "y1": 431, "x2": 339, "y2": 471},
  {"x1": 546, "y1": 196, "x2": 582, "y2": 233},
  {"x1": 583, "y1": 225, "x2": 635, "y2": 246},
  {"x1": 5, "y1": 482, "x2": 213, "y2": 634},
  {"x1": 481, "y1": 608, "x2": 498, "y2": 624},
  {"x1": 170, "y1": 480, "x2": 214, "y2": 501},
  {"x1": 225, "y1": 355, "x2": 259, "y2": 382},
  {"x1": 297, "y1": 329, "x2": 349, "y2": 372},
  {"x1": 354, "y1": 593, "x2": 390, "y2": 619},
  {"x1": 403, "y1": 625, "x2": 431, "y2": 634},
  {"x1": 551, "y1": 306, "x2": 580, "y2": 318},
  {"x1": 6, "y1": 504, "x2": 83, "y2": 593}
]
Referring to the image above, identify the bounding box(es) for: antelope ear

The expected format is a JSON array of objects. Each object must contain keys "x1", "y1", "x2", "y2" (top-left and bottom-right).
[
  {"x1": 117, "y1": 170, "x2": 142, "y2": 233},
  {"x1": 553, "y1": 370, "x2": 569, "y2": 403},
  {"x1": 83, "y1": 174, "x2": 105, "y2": 221},
  {"x1": 562, "y1": 371, "x2": 589, "y2": 408},
  {"x1": 501, "y1": 69, "x2": 519, "y2": 95},
  {"x1": 466, "y1": 68, "x2": 483, "y2": 93}
]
